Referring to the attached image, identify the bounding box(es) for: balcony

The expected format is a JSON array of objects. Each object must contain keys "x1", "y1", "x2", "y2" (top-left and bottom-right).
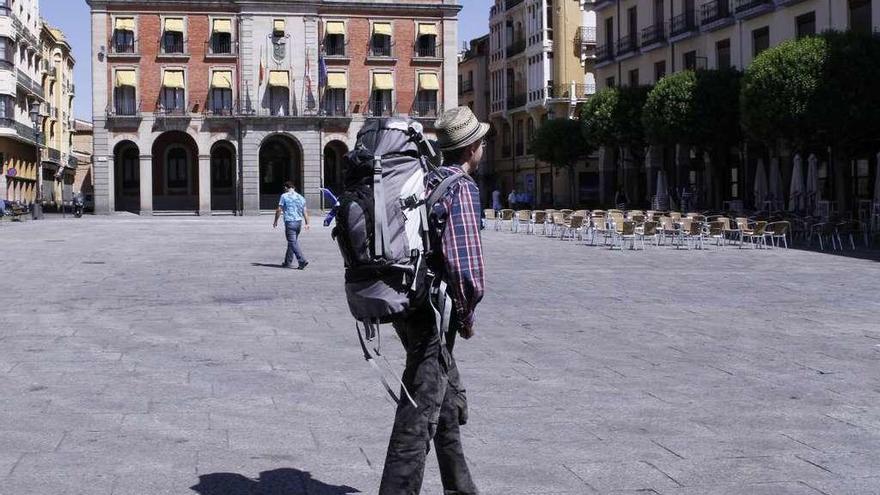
[
  {"x1": 546, "y1": 83, "x2": 591, "y2": 101},
  {"x1": 158, "y1": 38, "x2": 189, "y2": 59},
  {"x1": 203, "y1": 103, "x2": 238, "y2": 118},
  {"x1": 154, "y1": 104, "x2": 191, "y2": 119},
  {"x1": 505, "y1": 0, "x2": 525, "y2": 10},
  {"x1": 506, "y1": 93, "x2": 527, "y2": 110},
  {"x1": 320, "y1": 98, "x2": 360, "y2": 118},
  {"x1": 670, "y1": 10, "x2": 699, "y2": 40},
  {"x1": 323, "y1": 40, "x2": 348, "y2": 62},
  {"x1": 459, "y1": 79, "x2": 474, "y2": 94},
  {"x1": 701, "y1": 0, "x2": 734, "y2": 30},
  {"x1": 44, "y1": 147, "x2": 61, "y2": 163},
  {"x1": 107, "y1": 99, "x2": 140, "y2": 119},
  {"x1": 369, "y1": 42, "x2": 394, "y2": 58},
  {"x1": 108, "y1": 39, "x2": 140, "y2": 58},
  {"x1": 733, "y1": 0, "x2": 774, "y2": 18},
  {"x1": 0, "y1": 118, "x2": 38, "y2": 143},
  {"x1": 16, "y1": 69, "x2": 44, "y2": 99},
  {"x1": 595, "y1": 43, "x2": 614, "y2": 65},
  {"x1": 367, "y1": 99, "x2": 394, "y2": 117},
  {"x1": 206, "y1": 39, "x2": 238, "y2": 58},
  {"x1": 593, "y1": 0, "x2": 617, "y2": 9},
  {"x1": 506, "y1": 37, "x2": 526, "y2": 58},
  {"x1": 414, "y1": 44, "x2": 442, "y2": 61},
  {"x1": 616, "y1": 35, "x2": 638, "y2": 58},
  {"x1": 578, "y1": 26, "x2": 597, "y2": 45},
  {"x1": 641, "y1": 23, "x2": 667, "y2": 50}
]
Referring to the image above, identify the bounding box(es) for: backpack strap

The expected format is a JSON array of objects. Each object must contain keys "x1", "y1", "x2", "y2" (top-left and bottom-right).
[
  {"x1": 419, "y1": 171, "x2": 463, "y2": 257},
  {"x1": 371, "y1": 156, "x2": 393, "y2": 260}
]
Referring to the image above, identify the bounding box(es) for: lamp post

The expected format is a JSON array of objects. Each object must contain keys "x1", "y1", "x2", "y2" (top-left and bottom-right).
[{"x1": 29, "y1": 102, "x2": 43, "y2": 220}]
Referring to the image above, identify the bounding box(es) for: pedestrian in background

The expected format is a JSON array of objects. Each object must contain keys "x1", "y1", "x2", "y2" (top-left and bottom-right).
[
  {"x1": 273, "y1": 181, "x2": 310, "y2": 270},
  {"x1": 491, "y1": 187, "x2": 502, "y2": 213}
]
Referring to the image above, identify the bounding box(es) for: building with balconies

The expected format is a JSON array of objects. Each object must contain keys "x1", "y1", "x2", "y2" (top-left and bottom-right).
[
  {"x1": 88, "y1": 0, "x2": 460, "y2": 215},
  {"x1": 0, "y1": 0, "x2": 45, "y2": 207},
  {"x1": 488, "y1": 0, "x2": 598, "y2": 208},
  {"x1": 458, "y1": 34, "x2": 494, "y2": 206},
  {"x1": 40, "y1": 22, "x2": 76, "y2": 211}
]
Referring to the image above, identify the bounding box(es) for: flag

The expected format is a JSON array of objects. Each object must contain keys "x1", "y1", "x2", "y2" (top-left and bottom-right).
[
  {"x1": 259, "y1": 44, "x2": 265, "y2": 85},
  {"x1": 318, "y1": 54, "x2": 327, "y2": 88},
  {"x1": 305, "y1": 47, "x2": 316, "y2": 110}
]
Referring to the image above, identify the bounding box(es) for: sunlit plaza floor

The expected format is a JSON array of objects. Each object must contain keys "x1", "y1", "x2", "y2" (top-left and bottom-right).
[{"x1": 1, "y1": 215, "x2": 879, "y2": 494}]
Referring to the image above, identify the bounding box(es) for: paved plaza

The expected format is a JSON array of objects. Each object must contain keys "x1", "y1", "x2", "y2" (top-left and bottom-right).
[{"x1": 1, "y1": 215, "x2": 879, "y2": 494}]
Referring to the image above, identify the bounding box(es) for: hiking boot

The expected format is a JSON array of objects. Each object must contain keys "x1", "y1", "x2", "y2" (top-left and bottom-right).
[{"x1": 298, "y1": 261, "x2": 309, "y2": 270}]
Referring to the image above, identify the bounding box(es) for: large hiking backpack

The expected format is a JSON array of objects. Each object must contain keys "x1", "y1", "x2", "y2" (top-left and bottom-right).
[{"x1": 331, "y1": 118, "x2": 459, "y2": 405}]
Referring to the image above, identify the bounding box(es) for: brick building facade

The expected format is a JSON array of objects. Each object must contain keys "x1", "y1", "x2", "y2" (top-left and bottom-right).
[{"x1": 87, "y1": 0, "x2": 460, "y2": 215}]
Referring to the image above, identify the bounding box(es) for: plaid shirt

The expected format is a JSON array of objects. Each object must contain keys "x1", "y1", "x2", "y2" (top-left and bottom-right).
[{"x1": 426, "y1": 164, "x2": 485, "y2": 330}]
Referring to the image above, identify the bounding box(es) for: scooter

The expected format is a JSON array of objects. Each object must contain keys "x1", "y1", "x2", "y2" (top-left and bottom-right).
[{"x1": 72, "y1": 195, "x2": 84, "y2": 218}]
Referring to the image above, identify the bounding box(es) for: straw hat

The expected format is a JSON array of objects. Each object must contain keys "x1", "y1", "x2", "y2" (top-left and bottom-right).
[{"x1": 434, "y1": 106, "x2": 490, "y2": 151}]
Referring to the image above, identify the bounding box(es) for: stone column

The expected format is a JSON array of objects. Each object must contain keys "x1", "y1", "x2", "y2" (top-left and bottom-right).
[
  {"x1": 198, "y1": 154, "x2": 211, "y2": 216},
  {"x1": 139, "y1": 154, "x2": 152, "y2": 215}
]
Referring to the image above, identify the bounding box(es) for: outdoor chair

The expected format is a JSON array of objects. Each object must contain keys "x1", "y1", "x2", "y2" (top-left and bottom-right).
[
  {"x1": 550, "y1": 212, "x2": 565, "y2": 237},
  {"x1": 498, "y1": 209, "x2": 514, "y2": 231},
  {"x1": 588, "y1": 215, "x2": 608, "y2": 245},
  {"x1": 734, "y1": 217, "x2": 751, "y2": 246},
  {"x1": 669, "y1": 212, "x2": 682, "y2": 221},
  {"x1": 637, "y1": 220, "x2": 660, "y2": 247},
  {"x1": 513, "y1": 210, "x2": 531, "y2": 233},
  {"x1": 742, "y1": 221, "x2": 769, "y2": 248},
  {"x1": 707, "y1": 221, "x2": 725, "y2": 248},
  {"x1": 560, "y1": 215, "x2": 585, "y2": 241},
  {"x1": 675, "y1": 217, "x2": 693, "y2": 249},
  {"x1": 484, "y1": 209, "x2": 497, "y2": 228},
  {"x1": 611, "y1": 220, "x2": 641, "y2": 250},
  {"x1": 809, "y1": 222, "x2": 838, "y2": 250},
  {"x1": 835, "y1": 220, "x2": 868, "y2": 249},
  {"x1": 764, "y1": 221, "x2": 790, "y2": 248},
  {"x1": 658, "y1": 216, "x2": 676, "y2": 245},
  {"x1": 530, "y1": 211, "x2": 547, "y2": 235}
]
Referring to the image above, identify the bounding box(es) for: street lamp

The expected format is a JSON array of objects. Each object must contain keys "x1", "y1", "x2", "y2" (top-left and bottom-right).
[{"x1": 29, "y1": 101, "x2": 43, "y2": 220}]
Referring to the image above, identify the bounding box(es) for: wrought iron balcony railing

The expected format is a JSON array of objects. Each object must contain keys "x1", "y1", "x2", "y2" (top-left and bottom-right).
[
  {"x1": 701, "y1": 0, "x2": 732, "y2": 24},
  {"x1": 616, "y1": 34, "x2": 637, "y2": 55},
  {"x1": 596, "y1": 43, "x2": 614, "y2": 62},
  {"x1": 506, "y1": 37, "x2": 526, "y2": 57},
  {"x1": 641, "y1": 23, "x2": 667, "y2": 45},
  {"x1": 670, "y1": 10, "x2": 699, "y2": 36}
]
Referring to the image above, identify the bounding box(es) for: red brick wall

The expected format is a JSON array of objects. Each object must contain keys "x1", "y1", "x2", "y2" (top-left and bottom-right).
[{"x1": 106, "y1": 10, "x2": 236, "y2": 114}]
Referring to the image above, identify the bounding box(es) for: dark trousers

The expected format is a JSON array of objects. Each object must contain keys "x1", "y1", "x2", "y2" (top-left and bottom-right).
[
  {"x1": 283, "y1": 221, "x2": 306, "y2": 266},
  {"x1": 379, "y1": 305, "x2": 477, "y2": 495}
]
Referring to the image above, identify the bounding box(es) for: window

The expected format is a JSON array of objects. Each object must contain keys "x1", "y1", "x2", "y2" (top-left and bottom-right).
[
  {"x1": 501, "y1": 124, "x2": 511, "y2": 157},
  {"x1": 371, "y1": 22, "x2": 393, "y2": 57},
  {"x1": 606, "y1": 76, "x2": 615, "y2": 88},
  {"x1": 605, "y1": 17, "x2": 614, "y2": 46},
  {"x1": 0, "y1": 95, "x2": 13, "y2": 119},
  {"x1": 324, "y1": 72, "x2": 347, "y2": 115},
  {"x1": 796, "y1": 12, "x2": 816, "y2": 39},
  {"x1": 683, "y1": 50, "x2": 697, "y2": 70},
  {"x1": 209, "y1": 71, "x2": 233, "y2": 114},
  {"x1": 269, "y1": 87, "x2": 289, "y2": 116},
  {"x1": 160, "y1": 70, "x2": 185, "y2": 114},
  {"x1": 628, "y1": 69, "x2": 639, "y2": 86},
  {"x1": 371, "y1": 72, "x2": 393, "y2": 116},
  {"x1": 752, "y1": 27, "x2": 769, "y2": 57},
  {"x1": 325, "y1": 21, "x2": 345, "y2": 57},
  {"x1": 716, "y1": 39, "x2": 731, "y2": 69},
  {"x1": 166, "y1": 147, "x2": 188, "y2": 189},
  {"x1": 849, "y1": 0, "x2": 872, "y2": 34},
  {"x1": 114, "y1": 70, "x2": 137, "y2": 115},
  {"x1": 526, "y1": 119, "x2": 534, "y2": 155},
  {"x1": 162, "y1": 18, "x2": 185, "y2": 54},
  {"x1": 113, "y1": 17, "x2": 135, "y2": 53},
  {"x1": 415, "y1": 73, "x2": 438, "y2": 117},
  {"x1": 515, "y1": 120, "x2": 524, "y2": 156},
  {"x1": 416, "y1": 23, "x2": 438, "y2": 57},
  {"x1": 0, "y1": 37, "x2": 12, "y2": 67},
  {"x1": 212, "y1": 147, "x2": 234, "y2": 189},
  {"x1": 654, "y1": 60, "x2": 666, "y2": 81},
  {"x1": 211, "y1": 19, "x2": 233, "y2": 54}
]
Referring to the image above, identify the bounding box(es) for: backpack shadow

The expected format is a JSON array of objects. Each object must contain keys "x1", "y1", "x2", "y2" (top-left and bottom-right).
[{"x1": 190, "y1": 468, "x2": 360, "y2": 495}]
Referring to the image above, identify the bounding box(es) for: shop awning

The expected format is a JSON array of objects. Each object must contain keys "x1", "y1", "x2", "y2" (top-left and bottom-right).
[
  {"x1": 418, "y1": 23, "x2": 438, "y2": 36},
  {"x1": 418, "y1": 73, "x2": 439, "y2": 91},
  {"x1": 372, "y1": 72, "x2": 393, "y2": 90},
  {"x1": 327, "y1": 72, "x2": 347, "y2": 89},
  {"x1": 115, "y1": 69, "x2": 136, "y2": 87},
  {"x1": 268, "y1": 70, "x2": 289, "y2": 87},
  {"x1": 213, "y1": 19, "x2": 232, "y2": 34},
  {"x1": 115, "y1": 17, "x2": 135, "y2": 32},
  {"x1": 373, "y1": 22, "x2": 392, "y2": 36},
  {"x1": 162, "y1": 70, "x2": 185, "y2": 89},
  {"x1": 326, "y1": 21, "x2": 345, "y2": 35},
  {"x1": 273, "y1": 19, "x2": 286, "y2": 32},
  {"x1": 211, "y1": 71, "x2": 232, "y2": 89},
  {"x1": 164, "y1": 18, "x2": 184, "y2": 33}
]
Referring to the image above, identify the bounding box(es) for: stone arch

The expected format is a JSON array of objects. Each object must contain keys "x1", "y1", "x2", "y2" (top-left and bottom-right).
[
  {"x1": 113, "y1": 140, "x2": 140, "y2": 213},
  {"x1": 322, "y1": 140, "x2": 348, "y2": 207},
  {"x1": 258, "y1": 133, "x2": 303, "y2": 210},
  {"x1": 151, "y1": 131, "x2": 200, "y2": 211},
  {"x1": 210, "y1": 140, "x2": 236, "y2": 212}
]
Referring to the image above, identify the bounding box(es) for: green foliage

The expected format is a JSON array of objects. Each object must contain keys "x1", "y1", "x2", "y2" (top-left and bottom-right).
[
  {"x1": 741, "y1": 36, "x2": 827, "y2": 146},
  {"x1": 581, "y1": 86, "x2": 649, "y2": 151},
  {"x1": 531, "y1": 117, "x2": 592, "y2": 169},
  {"x1": 644, "y1": 69, "x2": 742, "y2": 147}
]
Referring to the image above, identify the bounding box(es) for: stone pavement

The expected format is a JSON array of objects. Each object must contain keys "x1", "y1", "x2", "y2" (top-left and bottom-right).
[{"x1": 1, "y1": 215, "x2": 880, "y2": 494}]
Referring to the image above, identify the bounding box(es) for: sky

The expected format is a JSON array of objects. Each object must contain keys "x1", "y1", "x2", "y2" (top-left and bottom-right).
[{"x1": 42, "y1": 0, "x2": 492, "y2": 120}]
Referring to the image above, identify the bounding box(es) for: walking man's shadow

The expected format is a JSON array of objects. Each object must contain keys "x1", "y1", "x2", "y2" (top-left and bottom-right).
[{"x1": 191, "y1": 468, "x2": 360, "y2": 495}]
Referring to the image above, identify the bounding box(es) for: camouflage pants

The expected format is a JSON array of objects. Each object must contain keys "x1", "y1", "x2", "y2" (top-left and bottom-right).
[{"x1": 379, "y1": 305, "x2": 478, "y2": 495}]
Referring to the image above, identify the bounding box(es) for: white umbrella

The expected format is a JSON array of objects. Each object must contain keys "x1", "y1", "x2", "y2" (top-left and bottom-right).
[
  {"x1": 874, "y1": 152, "x2": 880, "y2": 205},
  {"x1": 655, "y1": 170, "x2": 668, "y2": 210},
  {"x1": 806, "y1": 153, "x2": 819, "y2": 214},
  {"x1": 789, "y1": 153, "x2": 804, "y2": 212},
  {"x1": 769, "y1": 157, "x2": 782, "y2": 208},
  {"x1": 754, "y1": 158, "x2": 768, "y2": 210}
]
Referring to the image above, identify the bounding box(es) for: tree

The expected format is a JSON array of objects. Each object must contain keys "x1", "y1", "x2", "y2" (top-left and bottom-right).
[
  {"x1": 531, "y1": 117, "x2": 593, "y2": 206},
  {"x1": 741, "y1": 36, "x2": 827, "y2": 149}
]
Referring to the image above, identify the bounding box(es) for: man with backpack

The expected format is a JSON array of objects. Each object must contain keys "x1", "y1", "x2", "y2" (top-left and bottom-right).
[
  {"x1": 272, "y1": 181, "x2": 309, "y2": 270},
  {"x1": 379, "y1": 107, "x2": 488, "y2": 494}
]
